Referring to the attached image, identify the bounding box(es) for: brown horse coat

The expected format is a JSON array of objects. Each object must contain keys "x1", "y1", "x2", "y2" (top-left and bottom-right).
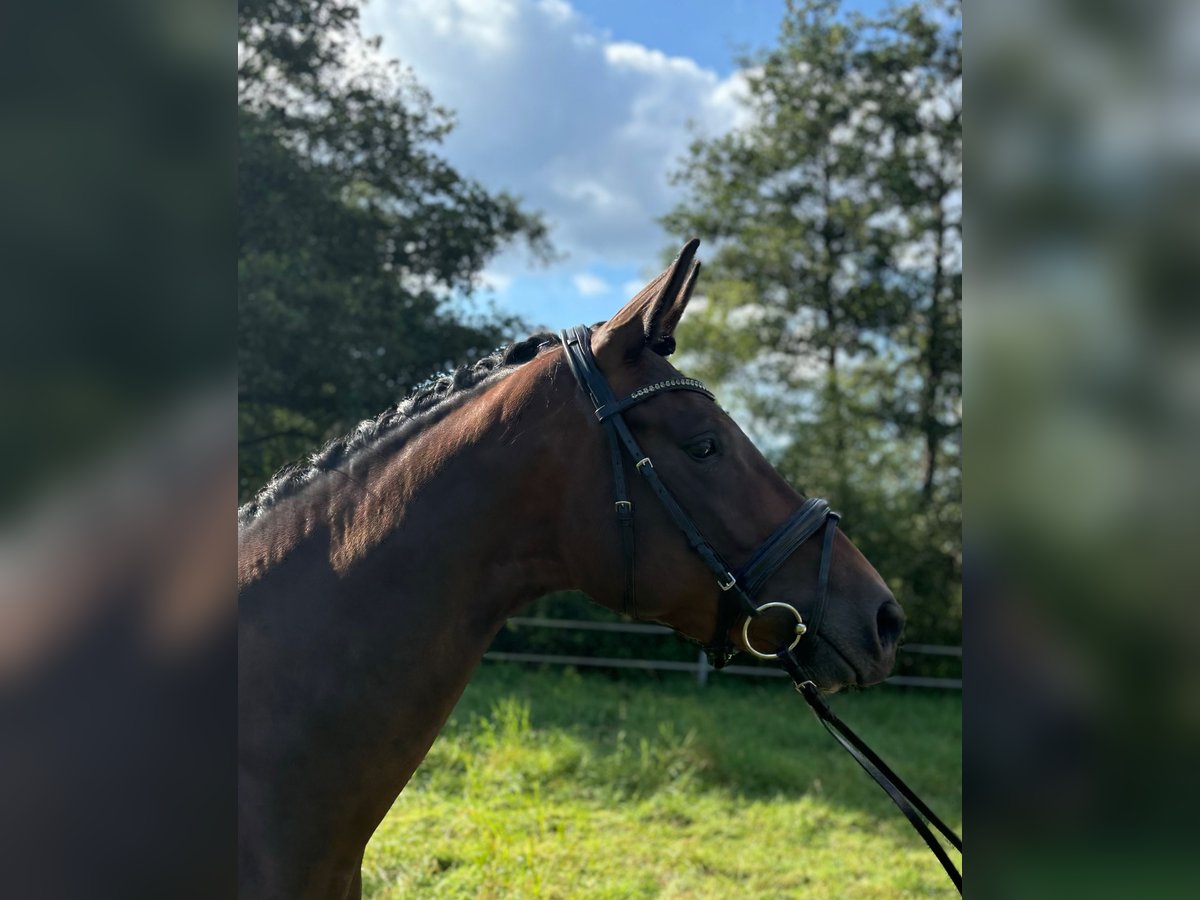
[{"x1": 238, "y1": 243, "x2": 901, "y2": 899}]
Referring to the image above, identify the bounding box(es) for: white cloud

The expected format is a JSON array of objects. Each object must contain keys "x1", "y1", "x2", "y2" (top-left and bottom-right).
[
  {"x1": 603, "y1": 41, "x2": 707, "y2": 77},
  {"x1": 536, "y1": 0, "x2": 574, "y2": 26},
  {"x1": 360, "y1": 0, "x2": 749, "y2": 277},
  {"x1": 478, "y1": 269, "x2": 513, "y2": 293},
  {"x1": 572, "y1": 273, "x2": 610, "y2": 296},
  {"x1": 621, "y1": 278, "x2": 647, "y2": 298}
]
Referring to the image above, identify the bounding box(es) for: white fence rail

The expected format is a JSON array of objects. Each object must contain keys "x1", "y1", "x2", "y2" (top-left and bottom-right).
[{"x1": 485, "y1": 617, "x2": 962, "y2": 690}]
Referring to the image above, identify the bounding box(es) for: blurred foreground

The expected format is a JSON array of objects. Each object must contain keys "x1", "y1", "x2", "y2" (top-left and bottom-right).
[
  {"x1": 0, "y1": 388, "x2": 236, "y2": 898},
  {"x1": 970, "y1": 0, "x2": 1200, "y2": 894},
  {"x1": 0, "y1": 1, "x2": 233, "y2": 896}
]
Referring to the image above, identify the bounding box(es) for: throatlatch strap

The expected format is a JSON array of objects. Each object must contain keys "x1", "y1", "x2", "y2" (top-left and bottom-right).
[
  {"x1": 780, "y1": 652, "x2": 963, "y2": 894},
  {"x1": 562, "y1": 326, "x2": 638, "y2": 616}
]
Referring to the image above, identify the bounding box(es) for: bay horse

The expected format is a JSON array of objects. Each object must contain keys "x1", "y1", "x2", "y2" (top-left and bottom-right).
[{"x1": 238, "y1": 240, "x2": 905, "y2": 899}]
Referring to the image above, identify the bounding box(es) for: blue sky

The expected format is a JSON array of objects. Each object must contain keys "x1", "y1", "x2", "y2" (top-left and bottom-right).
[
  {"x1": 568, "y1": 0, "x2": 890, "y2": 75},
  {"x1": 567, "y1": 0, "x2": 789, "y2": 76},
  {"x1": 360, "y1": 0, "x2": 887, "y2": 331}
]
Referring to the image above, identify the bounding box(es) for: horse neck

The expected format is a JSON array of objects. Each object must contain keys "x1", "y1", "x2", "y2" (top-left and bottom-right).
[
  {"x1": 240, "y1": 359, "x2": 600, "y2": 859},
  {"x1": 243, "y1": 355, "x2": 609, "y2": 701},
  {"x1": 335, "y1": 365, "x2": 585, "y2": 640}
]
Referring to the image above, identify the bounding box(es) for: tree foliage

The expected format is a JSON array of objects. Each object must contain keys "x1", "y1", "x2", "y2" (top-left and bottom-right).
[
  {"x1": 238, "y1": 0, "x2": 549, "y2": 498},
  {"x1": 665, "y1": 0, "x2": 962, "y2": 645}
]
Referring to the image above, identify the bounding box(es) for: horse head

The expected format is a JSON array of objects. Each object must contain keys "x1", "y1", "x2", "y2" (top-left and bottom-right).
[{"x1": 555, "y1": 240, "x2": 903, "y2": 690}]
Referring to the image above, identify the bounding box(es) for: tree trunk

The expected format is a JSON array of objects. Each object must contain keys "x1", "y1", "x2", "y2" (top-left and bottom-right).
[
  {"x1": 820, "y1": 155, "x2": 848, "y2": 502},
  {"x1": 921, "y1": 193, "x2": 947, "y2": 503}
]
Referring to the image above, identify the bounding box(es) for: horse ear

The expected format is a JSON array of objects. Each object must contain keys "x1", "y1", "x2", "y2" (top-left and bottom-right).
[
  {"x1": 653, "y1": 259, "x2": 700, "y2": 357},
  {"x1": 593, "y1": 238, "x2": 700, "y2": 367}
]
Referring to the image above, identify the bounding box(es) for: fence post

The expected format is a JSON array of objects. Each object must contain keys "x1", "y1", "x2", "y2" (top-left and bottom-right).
[{"x1": 696, "y1": 649, "x2": 710, "y2": 687}]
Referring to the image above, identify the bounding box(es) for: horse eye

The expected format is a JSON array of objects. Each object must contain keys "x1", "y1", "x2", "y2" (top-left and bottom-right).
[{"x1": 686, "y1": 437, "x2": 719, "y2": 460}]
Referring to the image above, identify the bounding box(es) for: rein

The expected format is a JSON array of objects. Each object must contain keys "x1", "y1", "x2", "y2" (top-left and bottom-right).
[
  {"x1": 780, "y1": 653, "x2": 964, "y2": 892},
  {"x1": 559, "y1": 324, "x2": 963, "y2": 893}
]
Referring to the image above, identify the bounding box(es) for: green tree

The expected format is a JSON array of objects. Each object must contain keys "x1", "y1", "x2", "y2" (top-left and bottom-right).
[
  {"x1": 860, "y1": 0, "x2": 961, "y2": 505},
  {"x1": 238, "y1": 0, "x2": 549, "y2": 498},
  {"x1": 664, "y1": 0, "x2": 908, "y2": 499},
  {"x1": 856, "y1": 0, "x2": 962, "y2": 648},
  {"x1": 664, "y1": 0, "x2": 961, "y2": 647}
]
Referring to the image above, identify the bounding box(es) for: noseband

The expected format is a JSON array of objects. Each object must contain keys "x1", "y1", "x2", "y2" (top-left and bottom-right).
[
  {"x1": 560, "y1": 325, "x2": 838, "y2": 669},
  {"x1": 560, "y1": 324, "x2": 963, "y2": 892}
]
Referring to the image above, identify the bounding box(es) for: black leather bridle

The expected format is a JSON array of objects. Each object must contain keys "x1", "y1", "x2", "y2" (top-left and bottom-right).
[
  {"x1": 560, "y1": 324, "x2": 838, "y2": 670},
  {"x1": 560, "y1": 324, "x2": 963, "y2": 893}
]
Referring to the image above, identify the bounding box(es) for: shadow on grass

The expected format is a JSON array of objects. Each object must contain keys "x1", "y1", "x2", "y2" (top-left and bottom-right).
[{"x1": 414, "y1": 662, "x2": 962, "y2": 837}]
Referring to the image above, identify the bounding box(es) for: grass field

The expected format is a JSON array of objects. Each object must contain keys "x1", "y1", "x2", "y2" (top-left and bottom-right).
[{"x1": 363, "y1": 664, "x2": 961, "y2": 898}]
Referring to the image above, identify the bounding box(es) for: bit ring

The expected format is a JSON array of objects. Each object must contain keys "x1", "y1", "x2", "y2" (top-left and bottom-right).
[{"x1": 742, "y1": 601, "x2": 807, "y2": 660}]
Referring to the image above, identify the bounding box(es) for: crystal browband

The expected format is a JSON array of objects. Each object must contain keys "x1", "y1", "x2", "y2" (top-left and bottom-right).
[
  {"x1": 592, "y1": 376, "x2": 716, "y2": 422},
  {"x1": 629, "y1": 377, "x2": 708, "y2": 399}
]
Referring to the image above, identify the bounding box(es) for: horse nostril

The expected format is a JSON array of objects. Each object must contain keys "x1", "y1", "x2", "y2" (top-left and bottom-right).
[{"x1": 876, "y1": 600, "x2": 905, "y2": 648}]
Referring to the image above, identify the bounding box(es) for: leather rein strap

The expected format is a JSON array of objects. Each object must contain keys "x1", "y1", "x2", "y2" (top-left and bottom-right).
[
  {"x1": 559, "y1": 323, "x2": 963, "y2": 894},
  {"x1": 781, "y1": 652, "x2": 964, "y2": 893}
]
